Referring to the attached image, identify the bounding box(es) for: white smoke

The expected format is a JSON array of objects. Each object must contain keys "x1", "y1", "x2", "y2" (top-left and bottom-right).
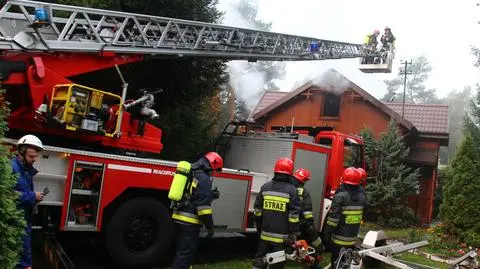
[
  {"x1": 228, "y1": 62, "x2": 266, "y2": 109},
  {"x1": 218, "y1": 0, "x2": 268, "y2": 109},
  {"x1": 311, "y1": 68, "x2": 351, "y2": 95}
]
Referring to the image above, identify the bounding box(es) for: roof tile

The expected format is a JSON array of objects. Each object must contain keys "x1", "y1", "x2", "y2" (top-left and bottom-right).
[
  {"x1": 251, "y1": 91, "x2": 288, "y2": 117},
  {"x1": 384, "y1": 103, "x2": 449, "y2": 134}
]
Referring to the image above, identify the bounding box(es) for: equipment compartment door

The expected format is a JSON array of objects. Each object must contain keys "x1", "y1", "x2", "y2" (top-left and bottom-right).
[
  {"x1": 292, "y1": 144, "x2": 329, "y2": 230},
  {"x1": 63, "y1": 160, "x2": 106, "y2": 231},
  {"x1": 210, "y1": 172, "x2": 252, "y2": 232}
]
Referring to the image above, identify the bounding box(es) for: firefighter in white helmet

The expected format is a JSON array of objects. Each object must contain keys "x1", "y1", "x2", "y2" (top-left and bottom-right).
[{"x1": 11, "y1": 134, "x2": 45, "y2": 269}]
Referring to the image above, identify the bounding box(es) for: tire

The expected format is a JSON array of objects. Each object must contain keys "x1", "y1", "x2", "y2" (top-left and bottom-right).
[{"x1": 104, "y1": 197, "x2": 174, "y2": 268}]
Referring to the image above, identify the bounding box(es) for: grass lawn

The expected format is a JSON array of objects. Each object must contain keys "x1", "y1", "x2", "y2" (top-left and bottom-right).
[
  {"x1": 190, "y1": 222, "x2": 453, "y2": 268},
  {"x1": 359, "y1": 222, "x2": 411, "y2": 240},
  {"x1": 394, "y1": 253, "x2": 449, "y2": 269}
]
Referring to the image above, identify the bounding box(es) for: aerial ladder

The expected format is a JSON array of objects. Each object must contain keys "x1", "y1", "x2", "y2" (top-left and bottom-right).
[{"x1": 0, "y1": 0, "x2": 393, "y2": 156}]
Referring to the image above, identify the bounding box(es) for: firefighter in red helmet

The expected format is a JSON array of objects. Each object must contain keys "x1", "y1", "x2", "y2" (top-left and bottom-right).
[
  {"x1": 252, "y1": 157, "x2": 301, "y2": 269},
  {"x1": 357, "y1": 167, "x2": 367, "y2": 187},
  {"x1": 324, "y1": 167, "x2": 366, "y2": 267},
  {"x1": 292, "y1": 168, "x2": 323, "y2": 268},
  {"x1": 171, "y1": 151, "x2": 223, "y2": 269}
]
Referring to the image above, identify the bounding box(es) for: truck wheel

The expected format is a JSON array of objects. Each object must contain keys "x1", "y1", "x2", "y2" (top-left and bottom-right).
[{"x1": 105, "y1": 197, "x2": 174, "y2": 267}]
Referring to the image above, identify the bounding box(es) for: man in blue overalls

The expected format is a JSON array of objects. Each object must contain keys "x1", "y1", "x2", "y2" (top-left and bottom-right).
[{"x1": 12, "y1": 134, "x2": 45, "y2": 269}]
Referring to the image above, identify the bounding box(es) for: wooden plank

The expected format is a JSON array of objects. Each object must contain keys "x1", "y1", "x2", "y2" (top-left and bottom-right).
[
  {"x1": 449, "y1": 250, "x2": 478, "y2": 269},
  {"x1": 363, "y1": 251, "x2": 413, "y2": 269},
  {"x1": 358, "y1": 243, "x2": 404, "y2": 255},
  {"x1": 387, "y1": 241, "x2": 429, "y2": 255}
]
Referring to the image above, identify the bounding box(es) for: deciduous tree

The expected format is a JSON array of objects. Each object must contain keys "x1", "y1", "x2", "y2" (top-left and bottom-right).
[
  {"x1": 49, "y1": 0, "x2": 228, "y2": 160},
  {"x1": 382, "y1": 55, "x2": 440, "y2": 104}
]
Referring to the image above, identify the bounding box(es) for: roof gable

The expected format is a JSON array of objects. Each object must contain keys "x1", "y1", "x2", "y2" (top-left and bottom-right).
[
  {"x1": 251, "y1": 80, "x2": 315, "y2": 121},
  {"x1": 252, "y1": 69, "x2": 415, "y2": 131},
  {"x1": 250, "y1": 69, "x2": 449, "y2": 135}
]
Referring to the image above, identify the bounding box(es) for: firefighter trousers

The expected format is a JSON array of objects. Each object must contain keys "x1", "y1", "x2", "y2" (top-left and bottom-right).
[
  {"x1": 252, "y1": 241, "x2": 286, "y2": 269},
  {"x1": 299, "y1": 221, "x2": 322, "y2": 248},
  {"x1": 171, "y1": 223, "x2": 201, "y2": 269},
  {"x1": 15, "y1": 225, "x2": 32, "y2": 269},
  {"x1": 299, "y1": 222, "x2": 322, "y2": 268}
]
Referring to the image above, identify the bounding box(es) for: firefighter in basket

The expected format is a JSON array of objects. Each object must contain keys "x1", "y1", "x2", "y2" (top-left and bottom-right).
[
  {"x1": 168, "y1": 152, "x2": 223, "y2": 269},
  {"x1": 362, "y1": 30, "x2": 380, "y2": 64},
  {"x1": 324, "y1": 167, "x2": 366, "y2": 267},
  {"x1": 380, "y1": 27, "x2": 395, "y2": 52},
  {"x1": 380, "y1": 27, "x2": 395, "y2": 64},
  {"x1": 252, "y1": 157, "x2": 301, "y2": 269},
  {"x1": 292, "y1": 168, "x2": 323, "y2": 268}
]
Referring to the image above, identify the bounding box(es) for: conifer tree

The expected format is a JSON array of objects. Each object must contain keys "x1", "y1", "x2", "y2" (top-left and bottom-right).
[
  {"x1": 440, "y1": 132, "x2": 480, "y2": 247},
  {"x1": 0, "y1": 89, "x2": 26, "y2": 268},
  {"x1": 362, "y1": 120, "x2": 420, "y2": 227},
  {"x1": 359, "y1": 127, "x2": 377, "y2": 173}
]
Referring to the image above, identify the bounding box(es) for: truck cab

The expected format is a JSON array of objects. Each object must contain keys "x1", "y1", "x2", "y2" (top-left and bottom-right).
[{"x1": 314, "y1": 131, "x2": 366, "y2": 198}]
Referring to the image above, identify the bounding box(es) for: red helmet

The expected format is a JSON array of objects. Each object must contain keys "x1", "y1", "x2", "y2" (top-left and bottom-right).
[
  {"x1": 357, "y1": 168, "x2": 367, "y2": 180},
  {"x1": 294, "y1": 168, "x2": 311, "y2": 183},
  {"x1": 274, "y1": 157, "x2": 294, "y2": 175},
  {"x1": 205, "y1": 152, "x2": 223, "y2": 171},
  {"x1": 341, "y1": 167, "x2": 361, "y2": 185}
]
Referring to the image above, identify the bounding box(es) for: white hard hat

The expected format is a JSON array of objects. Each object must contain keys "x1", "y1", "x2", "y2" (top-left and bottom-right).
[{"x1": 17, "y1": 134, "x2": 44, "y2": 151}]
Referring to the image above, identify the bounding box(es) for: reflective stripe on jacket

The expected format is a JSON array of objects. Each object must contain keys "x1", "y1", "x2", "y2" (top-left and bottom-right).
[
  {"x1": 325, "y1": 185, "x2": 366, "y2": 247},
  {"x1": 297, "y1": 187, "x2": 314, "y2": 221},
  {"x1": 253, "y1": 174, "x2": 301, "y2": 244},
  {"x1": 171, "y1": 158, "x2": 214, "y2": 229}
]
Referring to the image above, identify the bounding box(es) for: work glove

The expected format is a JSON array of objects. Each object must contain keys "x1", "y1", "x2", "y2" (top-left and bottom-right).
[
  {"x1": 206, "y1": 228, "x2": 214, "y2": 239},
  {"x1": 286, "y1": 232, "x2": 298, "y2": 245},
  {"x1": 315, "y1": 243, "x2": 325, "y2": 255},
  {"x1": 212, "y1": 187, "x2": 220, "y2": 200}
]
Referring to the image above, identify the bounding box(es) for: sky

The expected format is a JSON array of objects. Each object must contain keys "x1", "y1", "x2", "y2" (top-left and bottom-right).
[{"x1": 217, "y1": 0, "x2": 480, "y2": 108}]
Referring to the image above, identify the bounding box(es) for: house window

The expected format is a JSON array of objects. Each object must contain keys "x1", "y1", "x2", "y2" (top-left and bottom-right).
[{"x1": 322, "y1": 93, "x2": 341, "y2": 117}]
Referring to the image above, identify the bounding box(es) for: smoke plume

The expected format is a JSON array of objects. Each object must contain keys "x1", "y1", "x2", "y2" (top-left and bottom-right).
[
  {"x1": 228, "y1": 62, "x2": 266, "y2": 109},
  {"x1": 218, "y1": 0, "x2": 269, "y2": 109},
  {"x1": 311, "y1": 68, "x2": 351, "y2": 95}
]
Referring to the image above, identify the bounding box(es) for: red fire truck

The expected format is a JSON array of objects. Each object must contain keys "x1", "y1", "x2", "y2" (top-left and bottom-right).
[{"x1": 0, "y1": 0, "x2": 380, "y2": 267}]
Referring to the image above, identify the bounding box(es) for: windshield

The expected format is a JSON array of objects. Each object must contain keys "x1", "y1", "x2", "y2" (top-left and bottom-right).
[{"x1": 343, "y1": 139, "x2": 363, "y2": 168}]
